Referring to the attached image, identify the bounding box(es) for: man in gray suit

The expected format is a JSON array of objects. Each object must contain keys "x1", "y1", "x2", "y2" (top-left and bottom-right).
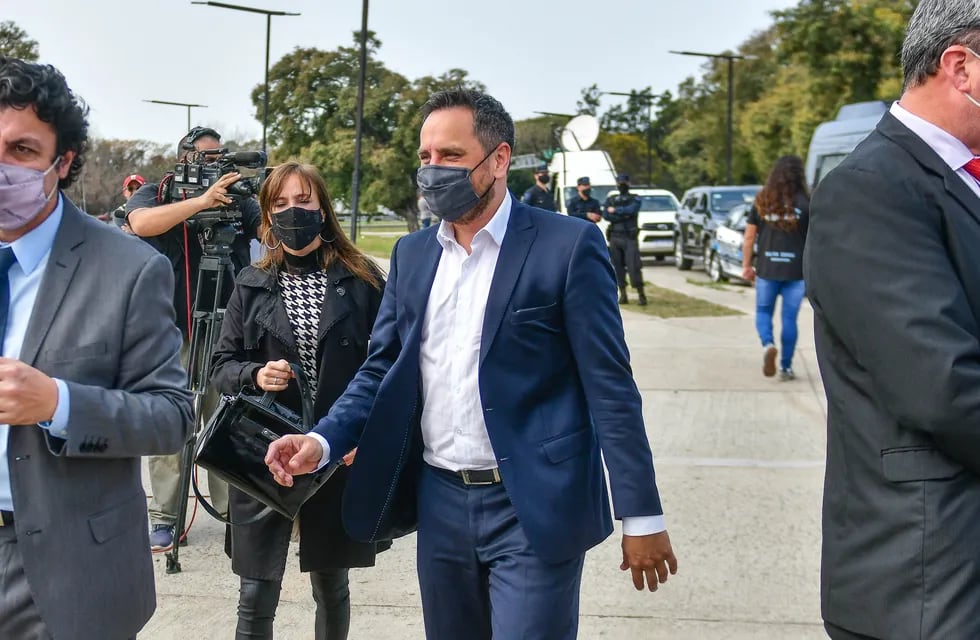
[
  {"x1": 0, "y1": 57, "x2": 194, "y2": 639},
  {"x1": 805, "y1": 2, "x2": 980, "y2": 638}
]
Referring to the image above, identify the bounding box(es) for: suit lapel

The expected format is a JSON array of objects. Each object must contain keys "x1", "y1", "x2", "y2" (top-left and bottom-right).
[
  {"x1": 21, "y1": 201, "x2": 84, "y2": 366},
  {"x1": 878, "y1": 112, "x2": 980, "y2": 226},
  {"x1": 480, "y1": 203, "x2": 536, "y2": 366},
  {"x1": 406, "y1": 230, "x2": 443, "y2": 339}
]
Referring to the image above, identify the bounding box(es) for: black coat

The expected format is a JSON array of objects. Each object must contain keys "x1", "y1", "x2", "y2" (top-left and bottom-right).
[{"x1": 210, "y1": 259, "x2": 385, "y2": 580}]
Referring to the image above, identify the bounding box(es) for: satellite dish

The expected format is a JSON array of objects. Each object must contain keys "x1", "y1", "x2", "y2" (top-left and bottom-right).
[{"x1": 560, "y1": 115, "x2": 600, "y2": 152}]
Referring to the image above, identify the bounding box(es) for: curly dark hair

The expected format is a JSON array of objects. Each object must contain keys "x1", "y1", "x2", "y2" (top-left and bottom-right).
[
  {"x1": 0, "y1": 56, "x2": 89, "y2": 189},
  {"x1": 753, "y1": 155, "x2": 808, "y2": 232}
]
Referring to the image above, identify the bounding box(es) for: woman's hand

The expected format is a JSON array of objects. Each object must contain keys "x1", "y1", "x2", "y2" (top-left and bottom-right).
[{"x1": 256, "y1": 359, "x2": 293, "y2": 392}]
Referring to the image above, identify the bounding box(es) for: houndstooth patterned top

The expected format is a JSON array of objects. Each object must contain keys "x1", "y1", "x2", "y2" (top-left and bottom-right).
[{"x1": 277, "y1": 268, "x2": 328, "y2": 399}]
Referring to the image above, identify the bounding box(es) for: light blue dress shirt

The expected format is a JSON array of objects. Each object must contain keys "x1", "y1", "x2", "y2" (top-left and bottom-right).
[{"x1": 0, "y1": 195, "x2": 71, "y2": 511}]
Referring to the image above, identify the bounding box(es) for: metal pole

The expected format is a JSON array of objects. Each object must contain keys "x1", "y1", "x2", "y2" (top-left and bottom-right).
[
  {"x1": 349, "y1": 0, "x2": 369, "y2": 244},
  {"x1": 647, "y1": 101, "x2": 653, "y2": 185},
  {"x1": 263, "y1": 14, "x2": 271, "y2": 154},
  {"x1": 726, "y1": 57, "x2": 734, "y2": 184},
  {"x1": 186, "y1": 106, "x2": 191, "y2": 133}
]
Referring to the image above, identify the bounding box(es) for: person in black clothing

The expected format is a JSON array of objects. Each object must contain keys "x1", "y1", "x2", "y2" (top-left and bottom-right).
[
  {"x1": 125, "y1": 126, "x2": 262, "y2": 550},
  {"x1": 603, "y1": 173, "x2": 646, "y2": 305},
  {"x1": 741, "y1": 155, "x2": 809, "y2": 381},
  {"x1": 211, "y1": 161, "x2": 387, "y2": 640},
  {"x1": 521, "y1": 162, "x2": 556, "y2": 211},
  {"x1": 566, "y1": 176, "x2": 602, "y2": 223}
]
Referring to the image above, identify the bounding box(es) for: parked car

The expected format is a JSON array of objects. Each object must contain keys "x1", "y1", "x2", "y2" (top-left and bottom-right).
[
  {"x1": 706, "y1": 204, "x2": 754, "y2": 283},
  {"x1": 673, "y1": 185, "x2": 761, "y2": 271},
  {"x1": 805, "y1": 100, "x2": 887, "y2": 189},
  {"x1": 596, "y1": 188, "x2": 681, "y2": 259}
]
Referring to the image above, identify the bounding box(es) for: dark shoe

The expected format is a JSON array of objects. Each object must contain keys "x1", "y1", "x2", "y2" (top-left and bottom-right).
[
  {"x1": 619, "y1": 288, "x2": 629, "y2": 304},
  {"x1": 150, "y1": 524, "x2": 175, "y2": 550},
  {"x1": 763, "y1": 344, "x2": 778, "y2": 377},
  {"x1": 636, "y1": 288, "x2": 648, "y2": 306},
  {"x1": 779, "y1": 368, "x2": 796, "y2": 381}
]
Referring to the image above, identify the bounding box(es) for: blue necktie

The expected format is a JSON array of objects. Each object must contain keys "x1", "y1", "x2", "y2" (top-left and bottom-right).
[{"x1": 0, "y1": 247, "x2": 17, "y2": 345}]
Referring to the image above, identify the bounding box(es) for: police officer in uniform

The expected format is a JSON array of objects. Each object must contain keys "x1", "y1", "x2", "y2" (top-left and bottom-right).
[
  {"x1": 604, "y1": 173, "x2": 646, "y2": 306},
  {"x1": 522, "y1": 163, "x2": 557, "y2": 211},
  {"x1": 566, "y1": 176, "x2": 602, "y2": 223}
]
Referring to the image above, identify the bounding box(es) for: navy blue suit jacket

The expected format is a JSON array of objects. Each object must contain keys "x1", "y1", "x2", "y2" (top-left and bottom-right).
[{"x1": 315, "y1": 200, "x2": 662, "y2": 563}]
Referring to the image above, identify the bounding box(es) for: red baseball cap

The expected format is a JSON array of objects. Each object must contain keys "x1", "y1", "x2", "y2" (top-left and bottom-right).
[{"x1": 123, "y1": 174, "x2": 146, "y2": 188}]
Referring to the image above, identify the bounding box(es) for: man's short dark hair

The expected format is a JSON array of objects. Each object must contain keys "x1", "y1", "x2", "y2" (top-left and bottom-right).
[
  {"x1": 177, "y1": 126, "x2": 221, "y2": 158},
  {"x1": 0, "y1": 56, "x2": 89, "y2": 188},
  {"x1": 420, "y1": 88, "x2": 515, "y2": 156}
]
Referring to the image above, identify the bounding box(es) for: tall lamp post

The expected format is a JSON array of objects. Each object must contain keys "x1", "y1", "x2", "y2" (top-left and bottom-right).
[
  {"x1": 603, "y1": 91, "x2": 658, "y2": 186},
  {"x1": 349, "y1": 0, "x2": 369, "y2": 245},
  {"x1": 143, "y1": 99, "x2": 208, "y2": 133},
  {"x1": 191, "y1": 2, "x2": 300, "y2": 154},
  {"x1": 669, "y1": 50, "x2": 751, "y2": 184}
]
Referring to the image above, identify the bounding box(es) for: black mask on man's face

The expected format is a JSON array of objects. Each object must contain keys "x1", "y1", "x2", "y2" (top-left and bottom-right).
[
  {"x1": 538, "y1": 174, "x2": 550, "y2": 185},
  {"x1": 617, "y1": 183, "x2": 629, "y2": 194},
  {"x1": 580, "y1": 188, "x2": 591, "y2": 198}
]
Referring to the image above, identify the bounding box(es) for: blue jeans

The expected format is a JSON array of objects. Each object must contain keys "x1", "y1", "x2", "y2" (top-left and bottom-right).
[{"x1": 755, "y1": 277, "x2": 805, "y2": 370}]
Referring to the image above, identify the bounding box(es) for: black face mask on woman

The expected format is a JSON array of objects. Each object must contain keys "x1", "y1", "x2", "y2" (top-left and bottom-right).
[{"x1": 271, "y1": 206, "x2": 323, "y2": 251}]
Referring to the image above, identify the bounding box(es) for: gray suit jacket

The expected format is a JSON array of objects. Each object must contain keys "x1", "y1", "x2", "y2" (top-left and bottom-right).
[
  {"x1": 805, "y1": 113, "x2": 980, "y2": 639},
  {"x1": 7, "y1": 198, "x2": 193, "y2": 640}
]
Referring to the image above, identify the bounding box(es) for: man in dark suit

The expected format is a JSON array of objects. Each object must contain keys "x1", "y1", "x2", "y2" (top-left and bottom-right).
[
  {"x1": 0, "y1": 57, "x2": 194, "y2": 639},
  {"x1": 804, "y1": 2, "x2": 980, "y2": 638},
  {"x1": 267, "y1": 88, "x2": 677, "y2": 639}
]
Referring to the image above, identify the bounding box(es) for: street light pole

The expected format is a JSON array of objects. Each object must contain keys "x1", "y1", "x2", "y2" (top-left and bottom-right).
[
  {"x1": 669, "y1": 50, "x2": 751, "y2": 184},
  {"x1": 349, "y1": 0, "x2": 369, "y2": 245},
  {"x1": 191, "y1": 2, "x2": 300, "y2": 153},
  {"x1": 143, "y1": 99, "x2": 208, "y2": 134},
  {"x1": 603, "y1": 90, "x2": 659, "y2": 186}
]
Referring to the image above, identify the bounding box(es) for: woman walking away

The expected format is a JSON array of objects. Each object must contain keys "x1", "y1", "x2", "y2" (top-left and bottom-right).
[
  {"x1": 210, "y1": 161, "x2": 386, "y2": 639},
  {"x1": 742, "y1": 155, "x2": 809, "y2": 381}
]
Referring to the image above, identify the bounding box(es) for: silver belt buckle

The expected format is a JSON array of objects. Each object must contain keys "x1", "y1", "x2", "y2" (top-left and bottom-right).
[{"x1": 459, "y1": 469, "x2": 501, "y2": 486}]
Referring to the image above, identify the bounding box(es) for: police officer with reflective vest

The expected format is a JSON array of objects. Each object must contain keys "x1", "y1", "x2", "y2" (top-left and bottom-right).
[
  {"x1": 522, "y1": 163, "x2": 557, "y2": 211},
  {"x1": 566, "y1": 176, "x2": 602, "y2": 223},
  {"x1": 603, "y1": 173, "x2": 646, "y2": 305}
]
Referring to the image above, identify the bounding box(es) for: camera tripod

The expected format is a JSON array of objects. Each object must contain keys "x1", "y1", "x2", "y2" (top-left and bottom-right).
[{"x1": 165, "y1": 226, "x2": 236, "y2": 574}]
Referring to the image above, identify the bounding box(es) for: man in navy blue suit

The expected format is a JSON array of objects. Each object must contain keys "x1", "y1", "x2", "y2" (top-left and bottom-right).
[{"x1": 266, "y1": 88, "x2": 677, "y2": 639}]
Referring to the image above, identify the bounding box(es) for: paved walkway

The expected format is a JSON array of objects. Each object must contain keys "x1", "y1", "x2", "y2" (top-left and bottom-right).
[{"x1": 141, "y1": 260, "x2": 827, "y2": 639}]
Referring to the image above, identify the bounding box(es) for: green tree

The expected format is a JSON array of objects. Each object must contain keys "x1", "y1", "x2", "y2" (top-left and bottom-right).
[{"x1": 0, "y1": 21, "x2": 38, "y2": 61}]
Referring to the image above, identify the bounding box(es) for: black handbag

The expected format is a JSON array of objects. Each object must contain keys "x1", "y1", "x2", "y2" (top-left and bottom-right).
[{"x1": 193, "y1": 362, "x2": 338, "y2": 523}]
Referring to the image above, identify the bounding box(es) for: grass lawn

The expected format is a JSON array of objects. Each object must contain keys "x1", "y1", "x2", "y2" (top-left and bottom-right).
[
  {"x1": 624, "y1": 283, "x2": 742, "y2": 318},
  {"x1": 353, "y1": 232, "x2": 405, "y2": 260}
]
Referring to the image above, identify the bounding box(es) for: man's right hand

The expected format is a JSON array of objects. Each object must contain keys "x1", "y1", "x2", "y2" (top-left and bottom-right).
[
  {"x1": 587, "y1": 212, "x2": 602, "y2": 223},
  {"x1": 265, "y1": 434, "x2": 323, "y2": 487},
  {"x1": 199, "y1": 172, "x2": 241, "y2": 211},
  {"x1": 742, "y1": 266, "x2": 756, "y2": 282}
]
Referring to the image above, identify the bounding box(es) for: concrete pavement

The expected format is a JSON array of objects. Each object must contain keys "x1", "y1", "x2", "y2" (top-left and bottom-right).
[{"x1": 141, "y1": 259, "x2": 828, "y2": 639}]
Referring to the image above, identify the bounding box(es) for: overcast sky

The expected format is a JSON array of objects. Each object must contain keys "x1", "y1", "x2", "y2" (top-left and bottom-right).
[{"x1": 3, "y1": 0, "x2": 797, "y2": 146}]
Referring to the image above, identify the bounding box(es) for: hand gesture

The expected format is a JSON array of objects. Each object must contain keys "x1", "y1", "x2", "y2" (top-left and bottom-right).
[
  {"x1": 257, "y1": 359, "x2": 293, "y2": 392},
  {"x1": 621, "y1": 531, "x2": 678, "y2": 592},
  {"x1": 198, "y1": 172, "x2": 241, "y2": 211},
  {"x1": 0, "y1": 358, "x2": 59, "y2": 425},
  {"x1": 265, "y1": 434, "x2": 323, "y2": 487}
]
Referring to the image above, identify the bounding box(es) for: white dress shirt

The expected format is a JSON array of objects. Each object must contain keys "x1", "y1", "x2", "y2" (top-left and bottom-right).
[{"x1": 890, "y1": 101, "x2": 980, "y2": 198}]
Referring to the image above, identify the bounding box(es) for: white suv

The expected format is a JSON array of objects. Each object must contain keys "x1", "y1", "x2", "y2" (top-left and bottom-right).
[{"x1": 596, "y1": 188, "x2": 681, "y2": 259}]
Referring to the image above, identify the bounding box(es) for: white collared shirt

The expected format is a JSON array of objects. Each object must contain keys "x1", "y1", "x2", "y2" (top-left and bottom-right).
[
  {"x1": 890, "y1": 101, "x2": 980, "y2": 198},
  {"x1": 419, "y1": 192, "x2": 513, "y2": 471}
]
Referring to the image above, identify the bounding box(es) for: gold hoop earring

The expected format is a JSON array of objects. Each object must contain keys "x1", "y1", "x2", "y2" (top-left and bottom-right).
[
  {"x1": 263, "y1": 229, "x2": 282, "y2": 250},
  {"x1": 319, "y1": 232, "x2": 336, "y2": 243}
]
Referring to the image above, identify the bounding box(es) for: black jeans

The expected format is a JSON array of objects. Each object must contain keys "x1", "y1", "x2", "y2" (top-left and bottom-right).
[{"x1": 236, "y1": 568, "x2": 351, "y2": 640}]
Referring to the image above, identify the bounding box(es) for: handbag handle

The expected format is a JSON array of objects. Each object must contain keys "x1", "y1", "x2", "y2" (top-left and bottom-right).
[{"x1": 258, "y1": 362, "x2": 314, "y2": 429}]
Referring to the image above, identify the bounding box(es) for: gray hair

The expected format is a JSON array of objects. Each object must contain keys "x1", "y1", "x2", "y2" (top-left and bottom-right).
[
  {"x1": 902, "y1": 0, "x2": 980, "y2": 88},
  {"x1": 420, "y1": 88, "x2": 515, "y2": 154}
]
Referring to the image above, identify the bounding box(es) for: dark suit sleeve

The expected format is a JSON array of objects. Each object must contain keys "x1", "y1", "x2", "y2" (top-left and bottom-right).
[
  {"x1": 562, "y1": 222, "x2": 663, "y2": 518},
  {"x1": 210, "y1": 280, "x2": 261, "y2": 394},
  {"x1": 53, "y1": 253, "x2": 194, "y2": 458},
  {"x1": 313, "y1": 241, "x2": 403, "y2": 462},
  {"x1": 805, "y1": 166, "x2": 980, "y2": 473}
]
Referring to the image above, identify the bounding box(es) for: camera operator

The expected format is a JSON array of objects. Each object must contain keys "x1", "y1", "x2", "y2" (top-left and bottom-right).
[{"x1": 125, "y1": 126, "x2": 261, "y2": 550}]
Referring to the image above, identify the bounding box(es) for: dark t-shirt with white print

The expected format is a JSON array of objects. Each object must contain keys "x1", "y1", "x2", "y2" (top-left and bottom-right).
[{"x1": 747, "y1": 192, "x2": 809, "y2": 281}]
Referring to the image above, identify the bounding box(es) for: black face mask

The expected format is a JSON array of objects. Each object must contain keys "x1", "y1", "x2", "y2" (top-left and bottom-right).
[
  {"x1": 271, "y1": 206, "x2": 323, "y2": 251},
  {"x1": 538, "y1": 174, "x2": 551, "y2": 185},
  {"x1": 617, "y1": 183, "x2": 629, "y2": 195},
  {"x1": 416, "y1": 147, "x2": 497, "y2": 222},
  {"x1": 581, "y1": 188, "x2": 592, "y2": 198}
]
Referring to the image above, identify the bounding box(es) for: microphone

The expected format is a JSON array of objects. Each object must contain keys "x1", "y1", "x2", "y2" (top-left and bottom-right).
[{"x1": 222, "y1": 151, "x2": 267, "y2": 167}]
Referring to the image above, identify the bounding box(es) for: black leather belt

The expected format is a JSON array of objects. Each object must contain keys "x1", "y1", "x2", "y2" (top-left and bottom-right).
[
  {"x1": 454, "y1": 468, "x2": 502, "y2": 486},
  {"x1": 0, "y1": 510, "x2": 14, "y2": 526}
]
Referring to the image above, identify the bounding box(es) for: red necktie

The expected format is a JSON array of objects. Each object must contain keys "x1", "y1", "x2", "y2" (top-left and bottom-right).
[{"x1": 964, "y1": 158, "x2": 980, "y2": 182}]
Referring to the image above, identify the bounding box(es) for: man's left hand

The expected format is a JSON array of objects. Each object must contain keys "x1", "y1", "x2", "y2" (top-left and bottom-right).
[
  {"x1": 621, "y1": 531, "x2": 678, "y2": 592},
  {"x1": 0, "y1": 358, "x2": 58, "y2": 425},
  {"x1": 587, "y1": 212, "x2": 602, "y2": 223}
]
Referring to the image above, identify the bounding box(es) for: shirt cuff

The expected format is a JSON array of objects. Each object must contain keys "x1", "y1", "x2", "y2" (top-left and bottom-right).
[
  {"x1": 622, "y1": 515, "x2": 666, "y2": 536},
  {"x1": 37, "y1": 378, "x2": 70, "y2": 439},
  {"x1": 307, "y1": 432, "x2": 332, "y2": 471}
]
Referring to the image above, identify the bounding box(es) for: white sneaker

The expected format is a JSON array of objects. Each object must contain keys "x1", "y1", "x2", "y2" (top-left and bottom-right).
[{"x1": 779, "y1": 368, "x2": 796, "y2": 381}]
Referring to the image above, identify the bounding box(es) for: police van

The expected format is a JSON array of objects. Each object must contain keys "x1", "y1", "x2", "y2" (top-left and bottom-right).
[{"x1": 805, "y1": 100, "x2": 888, "y2": 188}]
